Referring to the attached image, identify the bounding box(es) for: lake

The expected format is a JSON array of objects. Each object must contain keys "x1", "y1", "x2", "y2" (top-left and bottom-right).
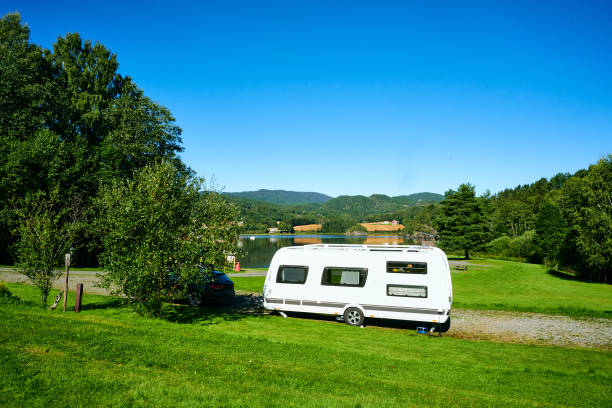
[{"x1": 238, "y1": 234, "x2": 414, "y2": 268}]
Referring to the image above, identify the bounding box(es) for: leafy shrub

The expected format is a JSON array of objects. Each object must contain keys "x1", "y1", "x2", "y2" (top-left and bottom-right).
[
  {"x1": 0, "y1": 281, "x2": 20, "y2": 304},
  {"x1": 0, "y1": 281, "x2": 11, "y2": 297},
  {"x1": 508, "y1": 230, "x2": 537, "y2": 260},
  {"x1": 486, "y1": 231, "x2": 537, "y2": 260},
  {"x1": 96, "y1": 161, "x2": 240, "y2": 317},
  {"x1": 346, "y1": 224, "x2": 367, "y2": 234},
  {"x1": 486, "y1": 235, "x2": 512, "y2": 254}
]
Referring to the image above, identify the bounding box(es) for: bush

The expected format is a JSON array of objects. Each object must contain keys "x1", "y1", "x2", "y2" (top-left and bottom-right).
[
  {"x1": 0, "y1": 281, "x2": 11, "y2": 297},
  {"x1": 321, "y1": 216, "x2": 354, "y2": 233},
  {"x1": 346, "y1": 224, "x2": 367, "y2": 234},
  {"x1": 485, "y1": 231, "x2": 537, "y2": 261},
  {"x1": 13, "y1": 190, "x2": 83, "y2": 305},
  {"x1": 486, "y1": 235, "x2": 512, "y2": 254},
  {"x1": 0, "y1": 281, "x2": 20, "y2": 304},
  {"x1": 96, "y1": 161, "x2": 240, "y2": 317}
]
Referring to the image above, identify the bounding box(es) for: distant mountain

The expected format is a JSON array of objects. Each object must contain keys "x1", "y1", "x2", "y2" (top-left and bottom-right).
[
  {"x1": 322, "y1": 192, "x2": 443, "y2": 217},
  {"x1": 392, "y1": 192, "x2": 444, "y2": 205},
  {"x1": 225, "y1": 189, "x2": 334, "y2": 205}
]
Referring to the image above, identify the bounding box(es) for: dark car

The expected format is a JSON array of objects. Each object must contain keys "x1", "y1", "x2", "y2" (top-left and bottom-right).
[{"x1": 187, "y1": 270, "x2": 235, "y2": 306}]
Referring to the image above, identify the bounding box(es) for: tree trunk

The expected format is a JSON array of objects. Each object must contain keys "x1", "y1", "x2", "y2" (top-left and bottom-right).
[
  {"x1": 49, "y1": 290, "x2": 64, "y2": 310},
  {"x1": 464, "y1": 248, "x2": 470, "y2": 260}
]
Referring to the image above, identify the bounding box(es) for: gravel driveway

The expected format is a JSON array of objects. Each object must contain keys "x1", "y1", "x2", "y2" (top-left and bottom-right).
[{"x1": 449, "y1": 308, "x2": 612, "y2": 350}]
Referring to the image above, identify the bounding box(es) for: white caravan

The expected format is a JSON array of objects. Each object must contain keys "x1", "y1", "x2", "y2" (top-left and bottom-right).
[{"x1": 263, "y1": 244, "x2": 452, "y2": 331}]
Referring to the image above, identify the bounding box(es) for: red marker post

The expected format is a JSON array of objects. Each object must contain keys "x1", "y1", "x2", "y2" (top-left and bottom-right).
[{"x1": 75, "y1": 283, "x2": 83, "y2": 313}]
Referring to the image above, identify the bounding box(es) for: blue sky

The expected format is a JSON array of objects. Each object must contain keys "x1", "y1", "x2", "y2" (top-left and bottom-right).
[{"x1": 5, "y1": 1, "x2": 611, "y2": 196}]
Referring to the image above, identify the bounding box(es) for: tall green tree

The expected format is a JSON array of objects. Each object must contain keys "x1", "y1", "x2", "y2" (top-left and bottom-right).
[
  {"x1": 0, "y1": 14, "x2": 186, "y2": 265},
  {"x1": 96, "y1": 161, "x2": 240, "y2": 316},
  {"x1": 321, "y1": 215, "x2": 354, "y2": 233},
  {"x1": 13, "y1": 190, "x2": 84, "y2": 305},
  {"x1": 0, "y1": 14, "x2": 58, "y2": 262},
  {"x1": 561, "y1": 155, "x2": 612, "y2": 282},
  {"x1": 436, "y1": 184, "x2": 489, "y2": 259},
  {"x1": 534, "y1": 201, "x2": 568, "y2": 267}
]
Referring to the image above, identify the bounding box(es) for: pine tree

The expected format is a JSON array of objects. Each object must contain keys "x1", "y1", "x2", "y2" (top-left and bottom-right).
[{"x1": 436, "y1": 184, "x2": 489, "y2": 259}]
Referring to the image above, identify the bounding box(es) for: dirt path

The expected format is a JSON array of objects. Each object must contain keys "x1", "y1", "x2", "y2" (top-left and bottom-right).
[
  {"x1": 0, "y1": 269, "x2": 107, "y2": 294},
  {"x1": 449, "y1": 308, "x2": 612, "y2": 349}
]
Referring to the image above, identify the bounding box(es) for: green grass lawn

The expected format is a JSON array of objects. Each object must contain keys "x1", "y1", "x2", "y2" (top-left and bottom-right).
[
  {"x1": 232, "y1": 259, "x2": 612, "y2": 318},
  {"x1": 1, "y1": 283, "x2": 610, "y2": 408},
  {"x1": 451, "y1": 258, "x2": 612, "y2": 318},
  {"x1": 232, "y1": 275, "x2": 266, "y2": 292}
]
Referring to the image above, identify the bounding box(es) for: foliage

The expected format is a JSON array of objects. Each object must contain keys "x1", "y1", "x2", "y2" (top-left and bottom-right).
[
  {"x1": 320, "y1": 215, "x2": 354, "y2": 233},
  {"x1": 321, "y1": 193, "x2": 442, "y2": 218},
  {"x1": 534, "y1": 200, "x2": 568, "y2": 266},
  {"x1": 12, "y1": 190, "x2": 83, "y2": 305},
  {"x1": 485, "y1": 235, "x2": 512, "y2": 255},
  {"x1": 436, "y1": 184, "x2": 490, "y2": 259},
  {"x1": 0, "y1": 281, "x2": 10, "y2": 297},
  {"x1": 96, "y1": 161, "x2": 239, "y2": 316},
  {"x1": 560, "y1": 155, "x2": 612, "y2": 282},
  {"x1": 346, "y1": 223, "x2": 367, "y2": 233},
  {"x1": 490, "y1": 173, "x2": 571, "y2": 238},
  {"x1": 226, "y1": 189, "x2": 332, "y2": 205},
  {"x1": 0, "y1": 14, "x2": 184, "y2": 265},
  {"x1": 400, "y1": 204, "x2": 440, "y2": 234},
  {"x1": 506, "y1": 230, "x2": 537, "y2": 260},
  {"x1": 276, "y1": 221, "x2": 292, "y2": 232}
]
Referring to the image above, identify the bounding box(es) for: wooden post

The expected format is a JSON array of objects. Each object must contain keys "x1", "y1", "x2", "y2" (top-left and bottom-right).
[
  {"x1": 62, "y1": 253, "x2": 70, "y2": 312},
  {"x1": 75, "y1": 283, "x2": 83, "y2": 313}
]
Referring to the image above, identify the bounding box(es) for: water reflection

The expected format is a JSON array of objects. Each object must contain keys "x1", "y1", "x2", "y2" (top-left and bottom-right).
[{"x1": 238, "y1": 234, "x2": 413, "y2": 268}]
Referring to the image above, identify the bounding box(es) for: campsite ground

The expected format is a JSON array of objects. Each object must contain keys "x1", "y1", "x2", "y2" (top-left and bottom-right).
[{"x1": 1, "y1": 258, "x2": 611, "y2": 407}]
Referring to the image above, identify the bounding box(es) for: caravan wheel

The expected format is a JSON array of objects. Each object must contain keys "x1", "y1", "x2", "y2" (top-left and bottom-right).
[
  {"x1": 344, "y1": 307, "x2": 365, "y2": 327},
  {"x1": 437, "y1": 317, "x2": 451, "y2": 333}
]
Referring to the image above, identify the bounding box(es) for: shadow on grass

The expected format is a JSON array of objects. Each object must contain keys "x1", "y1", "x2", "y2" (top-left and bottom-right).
[
  {"x1": 82, "y1": 298, "x2": 126, "y2": 311},
  {"x1": 447, "y1": 257, "x2": 468, "y2": 261},
  {"x1": 547, "y1": 269, "x2": 589, "y2": 282},
  {"x1": 281, "y1": 311, "x2": 442, "y2": 332},
  {"x1": 162, "y1": 294, "x2": 265, "y2": 325}
]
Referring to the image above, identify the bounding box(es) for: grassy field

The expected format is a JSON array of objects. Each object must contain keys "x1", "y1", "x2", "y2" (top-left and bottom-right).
[
  {"x1": 232, "y1": 258, "x2": 612, "y2": 318},
  {"x1": 232, "y1": 275, "x2": 267, "y2": 292},
  {"x1": 1, "y1": 283, "x2": 611, "y2": 408},
  {"x1": 451, "y1": 258, "x2": 612, "y2": 317}
]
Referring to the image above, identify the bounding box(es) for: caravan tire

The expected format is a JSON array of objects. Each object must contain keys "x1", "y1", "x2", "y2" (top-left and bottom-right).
[
  {"x1": 344, "y1": 307, "x2": 365, "y2": 327},
  {"x1": 436, "y1": 317, "x2": 451, "y2": 333}
]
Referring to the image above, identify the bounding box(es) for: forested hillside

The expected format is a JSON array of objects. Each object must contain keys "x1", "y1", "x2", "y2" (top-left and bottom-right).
[
  {"x1": 225, "y1": 189, "x2": 333, "y2": 205},
  {"x1": 322, "y1": 193, "x2": 443, "y2": 217},
  {"x1": 227, "y1": 192, "x2": 443, "y2": 233}
]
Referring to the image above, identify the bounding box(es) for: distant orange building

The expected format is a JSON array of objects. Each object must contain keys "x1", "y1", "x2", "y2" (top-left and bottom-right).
[
  {"x1": 360, "y1": 222, "x2": 405, "y2": 232},
  {"x1": 293, "y1": 224, "x2": 322, "y2": 232}
]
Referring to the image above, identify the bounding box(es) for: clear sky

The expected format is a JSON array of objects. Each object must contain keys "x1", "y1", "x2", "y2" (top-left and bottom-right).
[{"x1": 5, "y1": 1, "x2": 611, "y2": 197}]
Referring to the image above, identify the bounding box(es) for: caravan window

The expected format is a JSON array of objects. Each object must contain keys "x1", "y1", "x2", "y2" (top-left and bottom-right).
[
  {"x1": 387, "y1": 261, "x2": 427, "y2": 274},
  {"x1": 276, "y1": 265, "x2": 308, "y2": 284},
  {"x1": 321, "y1": 267, "x2": 368, "y2": 287}
]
